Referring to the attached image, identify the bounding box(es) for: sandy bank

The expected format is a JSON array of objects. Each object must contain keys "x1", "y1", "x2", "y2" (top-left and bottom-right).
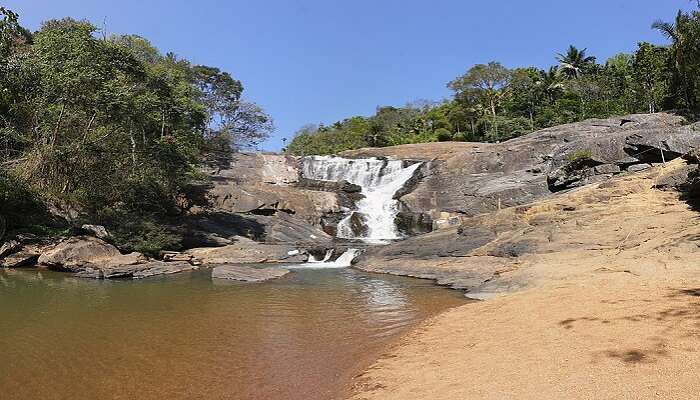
[{"x1": 350, "y1": 159, "x2": 700, "y2": 399}]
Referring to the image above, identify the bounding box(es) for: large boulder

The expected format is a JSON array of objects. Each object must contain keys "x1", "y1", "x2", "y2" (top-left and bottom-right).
[
  {"x1": 38, "y1": 236, "x2": 121, "y2": 271},
  {"x1": 77, "y1": 260, "x2": 195, "y2": 279},
  {"x1": 186, "y1": 237, "x2": 308, "y2": 264}
]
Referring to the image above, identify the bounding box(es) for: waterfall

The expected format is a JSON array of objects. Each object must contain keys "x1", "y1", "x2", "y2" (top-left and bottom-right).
[{"x1": 301, "y1": 156, "x2": 422, "y2": 242}]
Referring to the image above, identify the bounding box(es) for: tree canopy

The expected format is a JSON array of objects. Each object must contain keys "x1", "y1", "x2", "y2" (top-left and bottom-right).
[
  {"x1": 0, "y1": 11, "x2": 272, "y2": 252},
  {"x1": 286, "y1": 5, "x2": 700, "y2": 156}
]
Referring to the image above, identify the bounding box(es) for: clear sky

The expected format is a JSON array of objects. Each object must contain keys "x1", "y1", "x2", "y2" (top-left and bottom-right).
[{"x1": 4, "y1": 0, "x2": 697, "y2": 151}]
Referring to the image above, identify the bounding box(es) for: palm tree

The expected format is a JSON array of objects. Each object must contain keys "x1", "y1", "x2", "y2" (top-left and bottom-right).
[
  {"x1": 652, "y1": 10, "x2": 694, "y2": 109},
  {"x1": 556, "y1": 45, "x2": 596, "y2": 79}
]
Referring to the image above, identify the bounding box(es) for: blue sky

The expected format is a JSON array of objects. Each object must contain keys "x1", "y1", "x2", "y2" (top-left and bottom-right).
[{"x1": 4, "y1": 0, "x2": 697, "y2": 150}]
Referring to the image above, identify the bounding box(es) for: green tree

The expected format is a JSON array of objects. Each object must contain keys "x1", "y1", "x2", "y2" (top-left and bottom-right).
[
  {"x1": 652, "y1": 10, "x2": 698, "y2": 109},
  {"x1": 632, "y1": 42, "x2": 670, "y2": 113},
  {"x1": 448, "y1": 62, "x2": 512, "y2": 137},
  {"x1": 556, "y1": 45, "x2": 597, "y2": 79}
]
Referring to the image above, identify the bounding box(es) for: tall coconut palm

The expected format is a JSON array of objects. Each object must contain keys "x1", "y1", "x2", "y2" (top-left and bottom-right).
[{"x1": 556, "y1": 45, "x2": 596, "y2": 79}]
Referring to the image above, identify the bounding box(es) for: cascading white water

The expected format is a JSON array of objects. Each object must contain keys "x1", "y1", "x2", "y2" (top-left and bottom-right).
[
  {"x1": 291, "y1": 249, "x2": 361, "y2": 269},
  {"x1": 301, "y1": 156, "x2": 422, "y2": 242}
]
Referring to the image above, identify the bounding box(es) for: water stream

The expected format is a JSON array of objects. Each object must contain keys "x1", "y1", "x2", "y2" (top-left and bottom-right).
[{"x1": 301, "y1": 156, "x2": 422, "y2": 242}]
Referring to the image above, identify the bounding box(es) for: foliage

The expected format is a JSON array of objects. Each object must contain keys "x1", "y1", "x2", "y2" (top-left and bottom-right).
[
  {"x1": 0, "y1": 10, "x2": 272, "y2": 252},
  {"x1": 287, "y1": 5, "x2": 700, "y2": 156}
]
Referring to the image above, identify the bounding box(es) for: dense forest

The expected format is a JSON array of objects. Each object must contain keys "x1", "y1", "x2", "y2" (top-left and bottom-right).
[
  {"x1": 285, "y1": 7, "x2": 700, "y2": 156},
  {"x1": 0, "y1": 7, "x2": 272, "y2": 252}
]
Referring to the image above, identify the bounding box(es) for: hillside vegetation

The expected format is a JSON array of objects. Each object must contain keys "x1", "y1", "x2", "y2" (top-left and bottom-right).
[
  {"x1": 0, "y1": 7, "x2": 272, "y2": 252},
  {"x1": 286, "y1": 7, "x2": 700, "y2": 155}
]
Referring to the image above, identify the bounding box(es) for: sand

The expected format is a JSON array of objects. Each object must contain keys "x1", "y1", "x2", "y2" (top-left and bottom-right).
[{"x1": 350, "y1": 160, "x2": 700, "y2": 399}]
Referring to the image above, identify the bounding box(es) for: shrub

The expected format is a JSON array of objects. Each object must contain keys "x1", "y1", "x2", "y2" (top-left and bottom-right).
[
  {"x1": 565, "y1": 150, "x2": 593, "y2": 162},
  {"x1": 94, "y1": 207, "x2": 181, "y2": 256},
  {"x1": 435, "y1": 128, "x2": 453, "y2": 141}
]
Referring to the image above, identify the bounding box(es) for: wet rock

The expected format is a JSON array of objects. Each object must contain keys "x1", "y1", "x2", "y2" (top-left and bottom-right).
[
  {"x1": 183, "y1": 209, "x2": 331, "y2": 246},
  {"x1": 395, "y1": 211, "x2": 433, "y2": 236},
  {"x1": 252, "y1": 211, "x2": 333, "y2": 244},
  {"x1": 211, "y1": 264, "x2": 290, "y2": 282},
  {"x1": 297, "y1": 177, "x2": 361, "y2": 194},
  {"x1": 345, "y1": 212, "x2": 369, "y2": 237}
]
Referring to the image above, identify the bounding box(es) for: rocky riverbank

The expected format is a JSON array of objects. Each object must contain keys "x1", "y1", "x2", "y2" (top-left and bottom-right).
[{"x1": 345, "y1": 116, "x2": 700, "y2": 398}]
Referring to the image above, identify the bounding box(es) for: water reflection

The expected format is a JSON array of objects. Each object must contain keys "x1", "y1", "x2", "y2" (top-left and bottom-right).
[{"x1": 0, "y1": 267, "x2": 465, "y2": 400}]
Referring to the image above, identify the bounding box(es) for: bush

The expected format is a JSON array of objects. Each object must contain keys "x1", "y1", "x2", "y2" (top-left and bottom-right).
[
  {"x1": 478, "y1": 116, "x2": 534, "y2": 142},
  {"x1": 435, "y1": 128, "x2": 453, "y2": 142},
  {"x1": 0, "y1": 171, "x2": 50, "y2": 230},
  {"x1": 94, "y1": 207, "x2": 181, "y2": 256},
  {"x1": 110, "y1": 219, "x2": 181, "y2": 256},
  {"x1": 565, "y1": 150, "x2": 593, "y2": 162}
]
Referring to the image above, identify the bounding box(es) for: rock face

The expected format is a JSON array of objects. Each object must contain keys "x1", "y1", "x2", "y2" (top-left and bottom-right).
[
  {"x1": 211, "y1": 264, "x2": 290, "y2": 282},
  {"x1": 341, "y1": 113, "x2": 694, "y2": 219},
  {"x1": 354, "y1": 159, "x2": 699, "y2": 298},
  {"x1": 182, "y1": 210, "x2": 332, "y2": 248},
  {"x1": 206, "y1": 153, "x2": 341, "y2": 226}
]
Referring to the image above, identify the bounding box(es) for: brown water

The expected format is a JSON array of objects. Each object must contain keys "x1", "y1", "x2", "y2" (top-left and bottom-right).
[{"x1": 0, "y1": 266, "x2": 465, "y2": 400}]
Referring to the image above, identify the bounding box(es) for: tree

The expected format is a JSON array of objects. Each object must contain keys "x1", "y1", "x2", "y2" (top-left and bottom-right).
[
  {"x1": 448, "y1": 62, "x2": 511, "y2": 136},
  {"x1": 633, "y1": 42, "x2": 670, "y2": 113},
  {"x1": 193, "y1": 65, "x2": 272, "y2": 151},
  {"x1": 556, "y1": 45, "x2": 596, "y2": 79},
  {"x1": 506, "y1": 67, "x2": 543, "y2": 129},
  {"x1": 538, "y1": 67, "x2": 564, "y2": 103}
]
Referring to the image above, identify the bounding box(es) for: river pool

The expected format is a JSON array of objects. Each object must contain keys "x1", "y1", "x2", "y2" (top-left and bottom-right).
[{"x1": 0, "y1": 266, "x2": 465, "y2": 400}]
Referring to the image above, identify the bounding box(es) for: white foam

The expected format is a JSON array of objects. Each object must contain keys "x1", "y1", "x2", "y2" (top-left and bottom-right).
[
  {"x1": 290, "y1": 249, "x2": 361, "y2": 269},
  {"x1": 301, "y1": 156, "x2": 422, "y2": 242}
]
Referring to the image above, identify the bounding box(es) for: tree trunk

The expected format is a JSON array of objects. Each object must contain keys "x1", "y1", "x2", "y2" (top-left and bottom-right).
[
  {"x1": 161, "y1": 111, "x2": 166, "y2": 139},
  {"x1": 52, "y1": 103, "x2": 66, "y2": 146},
  {"x1": 490, "y1": 99, "x2": 498, "y2": 138},
  {"x1": 129, "y1": 122, "x2": 137, "y2": 171}
]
